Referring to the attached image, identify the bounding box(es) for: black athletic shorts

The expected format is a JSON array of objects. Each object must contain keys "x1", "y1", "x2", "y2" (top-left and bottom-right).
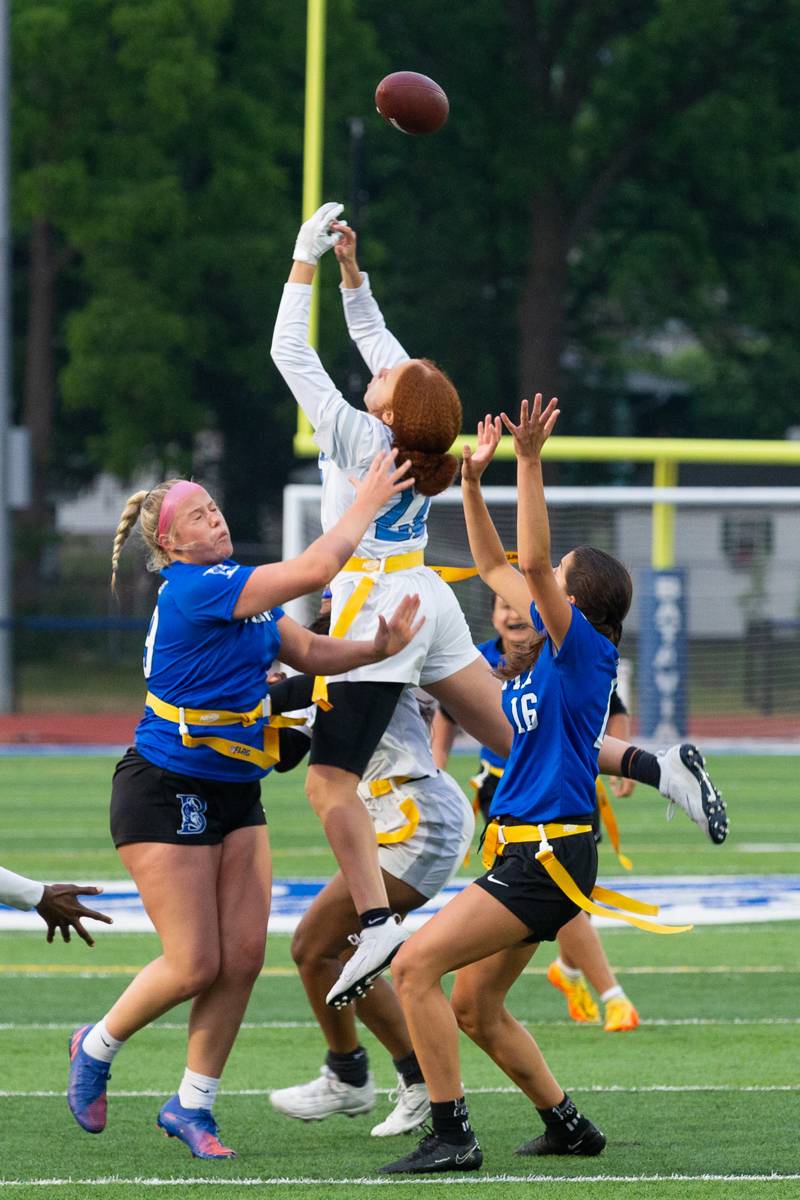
[
  {"x1": 309, "y1": 680, "x2": 404, "y2": 776},
  {"x1": 110, "y1": 747, "x2": 266, "y2": 848},
  {"x1": 474, "y1": 821, "x2": 598, "y2": 943}
]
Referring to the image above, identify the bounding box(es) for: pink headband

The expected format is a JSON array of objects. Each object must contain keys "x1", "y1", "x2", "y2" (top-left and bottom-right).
[{"x1": 157, "y1": 480, "x2": 205, "y2": 540}]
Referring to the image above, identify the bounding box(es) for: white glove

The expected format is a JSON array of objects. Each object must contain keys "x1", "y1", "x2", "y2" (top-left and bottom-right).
[{"x1": 292, "y1": 201, "x2": 344, "y2": 265}]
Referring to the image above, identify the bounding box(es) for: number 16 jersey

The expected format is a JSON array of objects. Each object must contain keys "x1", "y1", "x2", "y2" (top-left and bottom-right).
[{"x1": 489, "y1": 602, "x2": 618, "y2": 824}]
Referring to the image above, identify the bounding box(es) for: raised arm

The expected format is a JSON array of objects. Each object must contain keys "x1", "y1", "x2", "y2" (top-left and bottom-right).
[
  {"x1": 500, "y1": 394, "x2": 571, "y2": 649},
  {"x1": 233, "y1": 451, "x2": 412, "y2": 618},
  {"x1": 461, "y1": 415, "x2": 532, "y2": 619},
  {"x1": 333, "y1": 222, "x2": 410, "y2": 376}
]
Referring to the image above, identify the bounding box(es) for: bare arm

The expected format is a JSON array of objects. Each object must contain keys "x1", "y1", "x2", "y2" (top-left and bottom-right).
[
  {"x1": 606, "y1": 710, "x2": 635, "y2": 797},
  {"x1": 276, "y1": 595, "x2": 423, "y2": 675},
  {"x1": 461, "y1": 415, "x2": 533, "y2": 618},
  {"x1": 431, "y1": 708, "x2": 458, "y2": 769},
  {"x1": 501, "y1": 395, "x2": 571, "y2": 648},
  {"x1": 233, "y1": 451, "x2": 412, "y2": 619}
]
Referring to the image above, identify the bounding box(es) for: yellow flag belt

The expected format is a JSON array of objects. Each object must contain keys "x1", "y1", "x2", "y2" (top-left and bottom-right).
[
  {"x1": 145, "y1": 691, "x2": 305, "y2": 772},
  {"x1": 481, "y1": 820, "x2": 692, "y2": 936}
]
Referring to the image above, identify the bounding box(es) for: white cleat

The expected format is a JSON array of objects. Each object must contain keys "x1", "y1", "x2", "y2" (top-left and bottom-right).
[
  {"x1": 270, "y1": 1066, "x2": 375, "y2": 1121},
  {"x1": 326, "y1": 917, "x2": 408, "y2": 1010},
  {"x1": 370, "y1": 1077, "x2": 431, "y2": 1137},
  {"x1": 658, "y1": 743, "x2": 728, "y2": 844}
]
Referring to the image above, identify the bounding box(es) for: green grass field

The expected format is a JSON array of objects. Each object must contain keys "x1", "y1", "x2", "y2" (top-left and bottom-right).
[{"x1": 0, "y1": 753, "x2": 798, "y2": 1199}]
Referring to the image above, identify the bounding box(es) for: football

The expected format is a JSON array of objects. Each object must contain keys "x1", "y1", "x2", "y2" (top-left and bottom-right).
[{"x1": 374, "y1": 71, "x2": 449, "y2": 135}]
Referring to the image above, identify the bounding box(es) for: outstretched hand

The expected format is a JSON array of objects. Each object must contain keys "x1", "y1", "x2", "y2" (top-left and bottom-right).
[
  {"x1": 462, "y1": 414, "x2": 502, "y2": 484},
  {"x1": 500, "y1": 393, "x2": 560, "y2": 460},
  {"x1": 36, "y1": 884, "x2": 113, "y2": 947},
  {"x1": 331, "y1": 221, "x2": 357, "y2": 265},
  {"x1": 350, "y1": 449, "x2": 414, "y2": 513},
  {"x1": 293, "y1": 201, "x2": 345, "y2": 266},
  {"x1": 373, "y1": 594, "x2": 425, "y2": 660}
]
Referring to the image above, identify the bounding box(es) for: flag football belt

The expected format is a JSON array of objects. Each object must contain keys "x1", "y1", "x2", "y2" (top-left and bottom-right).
[
  {"x1": 145, "y1": 691, "x2": 306, "y2": 772},
  {"x1": 469, "y1": 758, "x2": 505, "y2": 816},
  {"x1": 358, "y1": 774, "x2": 422, "y2": 846},
  {"x1": 595, "y1": 776, "x2": 633, "y2": 871},
  {"x1": 481, "y1": 820, "x2": 692, "y2": 935},
  {"x1": 312, "y1": 549, "x2": 522, "y2": 711},
  {"x1": 312, "y1": 549, "x2": 425, "y2": 710}
]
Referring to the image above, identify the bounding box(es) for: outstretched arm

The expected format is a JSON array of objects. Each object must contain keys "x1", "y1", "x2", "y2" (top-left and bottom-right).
[
  {"x1": 461, "y1": 415, "x2": 532, "y2": 619},
  {"x1": 500, "y1": 395, "x2": 570, "y2": 648},
  {"x1": 334, "y1": 222, "x2": 410, "y2": 376}
]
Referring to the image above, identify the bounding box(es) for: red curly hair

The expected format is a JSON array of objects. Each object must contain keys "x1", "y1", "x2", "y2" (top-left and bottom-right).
[{"x1": 390, "y1": 359, "x2": 462, "y2": 496}]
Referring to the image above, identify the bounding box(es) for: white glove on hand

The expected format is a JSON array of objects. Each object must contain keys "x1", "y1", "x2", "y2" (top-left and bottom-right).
[{"x1": 292, "y1": 201, "x2": 344, "y2": 266}]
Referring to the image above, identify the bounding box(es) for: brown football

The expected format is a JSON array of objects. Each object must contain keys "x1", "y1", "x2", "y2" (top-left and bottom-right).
[{"x1": 374, "y1": 71, "x2": 449, "y2": 135}]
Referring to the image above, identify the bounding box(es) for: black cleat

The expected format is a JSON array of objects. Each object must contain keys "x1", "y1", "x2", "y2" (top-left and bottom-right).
[
  {"x1": 515, "y1": 1121, "x2": 606, "y2": 1157},
  {"x1": 379, "y1": 1130, "x2": 483, "y2": 1175}
]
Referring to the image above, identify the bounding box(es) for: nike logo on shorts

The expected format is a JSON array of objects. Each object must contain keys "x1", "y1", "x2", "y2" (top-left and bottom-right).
[{"x1": 486, "y1": 873, "x2": 509, "y2": 887}]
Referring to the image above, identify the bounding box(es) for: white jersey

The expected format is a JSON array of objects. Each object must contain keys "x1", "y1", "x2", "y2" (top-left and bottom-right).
[{"x1": 270, "y1": 275, "x2": 431, "y2": 560}]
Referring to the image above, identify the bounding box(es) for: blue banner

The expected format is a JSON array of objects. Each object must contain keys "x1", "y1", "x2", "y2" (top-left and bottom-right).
[{"x1": 638, "y1": 568, "x2": 687, "y2": 740}]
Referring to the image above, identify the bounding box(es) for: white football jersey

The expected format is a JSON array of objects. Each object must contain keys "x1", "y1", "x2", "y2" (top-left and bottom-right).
[{"x1": 271, "y1": 275, "x2": 432, "y2": 560}]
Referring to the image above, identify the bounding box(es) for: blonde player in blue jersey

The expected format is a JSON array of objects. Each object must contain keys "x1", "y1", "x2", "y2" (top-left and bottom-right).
[
  {"x1": 271, "y1": 204, "x2": 515, "y2": 1008},
  {"x1": 379, "y1": 396, "x2": 633, "y2": 1175},
  {"x1": 66, "y1": 456, "x2": 423, "y2": 1160}
]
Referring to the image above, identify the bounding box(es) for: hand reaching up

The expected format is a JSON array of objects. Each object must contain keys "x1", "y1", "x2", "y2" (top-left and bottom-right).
[
  {"x1": 462, "y1": 414, "x2": 502, "y2": 484},
  {"x1": 500, "y1": 394, "x2": 560, "y2": 460}
]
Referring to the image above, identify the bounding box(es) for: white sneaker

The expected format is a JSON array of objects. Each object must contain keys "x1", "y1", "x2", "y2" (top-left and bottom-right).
[
  {"x1": 370, "y1": 1076, "x2": 430, "y2": 1137},
  {"x1": 658, "y1": 743, "x2": 728, "y2": 844},
  {"x1": 326, "y1": 917, "x2": 408, "y2": 1010},
  {"x1": 270, "y1": 1066, "x2": 375, "y2": 1121}
]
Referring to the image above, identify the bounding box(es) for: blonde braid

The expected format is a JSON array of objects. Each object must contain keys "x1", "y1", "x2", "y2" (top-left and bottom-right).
[{"x1": 110, "y1": 478, "x2": 184, "y2": 592}]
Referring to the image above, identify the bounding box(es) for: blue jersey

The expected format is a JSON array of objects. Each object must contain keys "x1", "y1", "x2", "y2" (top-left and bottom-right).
[
  {"x1": 489, "y1": 602, "x2": 618, "y2": 824},
  {"x1": 476, "y1": 637, "x2": 508, "y2": 771},
  {"x1": 135, "y1": 560, "x2": 284, "y2": 782}
]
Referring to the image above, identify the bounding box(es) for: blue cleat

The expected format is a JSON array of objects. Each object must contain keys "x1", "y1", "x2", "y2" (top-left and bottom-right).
[
  {"x1": 157, "y1": 1093, "x2": 237, "y2": 1159},
  {"x1": 67, "y1": 1024, "x2": 110, "y2": 1133}
]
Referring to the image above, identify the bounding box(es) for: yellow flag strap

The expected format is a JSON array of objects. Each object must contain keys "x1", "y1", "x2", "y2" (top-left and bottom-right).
[
  {"x1": 431, "y1": 551, "x2": 519, "y2": 583},
  {"x1": 375, "y1": 796, "x2": 421, "y2": 845},
  {"x1": 596, "y1": 777, "x2": 633, "y2": 871},
  {"x1": 145, "y1": 692, "x2": 307, "y2": 771},
  {"x1": 482, "y1": 820, "x2": 692, "y2": 936}
]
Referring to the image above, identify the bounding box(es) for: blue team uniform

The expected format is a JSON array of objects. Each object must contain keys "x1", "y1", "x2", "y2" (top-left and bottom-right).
[
  {"x1": 489, "y1": 603, "x2": 618, "y2": 824},
  {"x1": 135, "y1": 560, "x2": 284, "y2": 782}
]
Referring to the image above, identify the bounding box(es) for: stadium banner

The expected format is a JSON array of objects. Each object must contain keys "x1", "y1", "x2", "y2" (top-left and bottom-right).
[{"x1": 638, "y1": 568, "x2": 687, "y2": 740}]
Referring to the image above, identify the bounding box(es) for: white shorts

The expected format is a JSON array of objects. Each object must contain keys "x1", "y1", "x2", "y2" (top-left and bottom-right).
[
  {"x1": 328, "y1": 566, "x2": 481, "y2": 686},
  {"x1": 361, "y1": 770, "x2": 475, "y2": 900}
]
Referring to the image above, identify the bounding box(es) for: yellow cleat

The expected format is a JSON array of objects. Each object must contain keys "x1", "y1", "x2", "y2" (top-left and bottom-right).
[
  {"x1": 603, "y1": 996, "x2": 640, "y2": 1033},
  {"x1": 546, "y1": 961, "x2": 600, "y2": 1023}
]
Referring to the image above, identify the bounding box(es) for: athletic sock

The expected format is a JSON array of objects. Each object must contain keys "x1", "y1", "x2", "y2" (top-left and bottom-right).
[
  {"x1": 326, "y1": 1046, "x2": 369, "y2": 1088},
  {"x1": 556, "y1": 958, "x2": 582, "y2": 981},
  {"x1": 393, "y1": 1050, "x2": 425, "y2": 1087},
  {"x1": 81, "y1": 1017, "x2": 125, "y2": 1064},
  {"x1": 359, "y1": 907, "x2": 391, "y2": 930},
  {"x1": 178, "y1": 1068, "x2": 220, "y2": 1111},
  {"x1": 601, "y1": 985, "x2": 624, "y2": 1003},
  {"x1": 537, "y1": 1092, "x2": 592, "y2": 1139},
  {"x1": 620, "y1": 746, "x2": 661, "y2": 789},
  {"x1": 430, "y1": 1097, "x2": 474, "y2": 1145}
]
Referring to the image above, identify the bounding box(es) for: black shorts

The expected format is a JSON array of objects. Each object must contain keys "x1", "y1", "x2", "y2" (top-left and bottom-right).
[
  {"x1": 110, "y1": 748, "x2": 266, "y2": 848},
  {"x1": 474, "y1": 825, "x2": 598, "y2": 943},
  {"x1": 309, "y1": 681, "x2": 404, "y2": 776}
]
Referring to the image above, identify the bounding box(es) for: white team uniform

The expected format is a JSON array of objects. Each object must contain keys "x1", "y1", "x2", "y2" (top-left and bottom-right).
[
  {"x1": 271, "y1": 275, "x2": 480, "y2": 686},
  {"x1": 284, "y1": 687, "x2": 474, "y2": 900}
]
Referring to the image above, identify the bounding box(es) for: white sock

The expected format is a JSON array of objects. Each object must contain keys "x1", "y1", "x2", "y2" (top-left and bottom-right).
[
  {"x1": 557, "y1": 958, "x2": 582, "y2": 981},
  {"x1": 82, "y1": 1017, "x2": 125, "y2": 1064},
  {"x1": 601, "y1": 986, "x2": 624, "y2": 1004},
  {"x1": 179, "y1": 1068, "x2": 220, "y2": 1111}
]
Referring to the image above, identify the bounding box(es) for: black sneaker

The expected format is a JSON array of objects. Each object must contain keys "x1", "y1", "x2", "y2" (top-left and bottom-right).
[
  {"x1": 379, "y1": 1130, "x2": 483, "y2": 1174},
  {"x1": 515, "y1": 1121, "x2": 606, "y2": 1157}
]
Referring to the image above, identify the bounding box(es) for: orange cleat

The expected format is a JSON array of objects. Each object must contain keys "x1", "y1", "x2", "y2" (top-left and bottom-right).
[{"x1": 546, "y1": 961, "x2": 600, "y2": 1023}]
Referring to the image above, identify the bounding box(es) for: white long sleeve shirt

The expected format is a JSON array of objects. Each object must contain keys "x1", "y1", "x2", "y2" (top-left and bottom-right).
[
  {"x1": 0, "y1": 866, "x2": 44, "y2": 910},
  {"x1": 270, "y1": 275, "x2": 432, "y2": 560}
]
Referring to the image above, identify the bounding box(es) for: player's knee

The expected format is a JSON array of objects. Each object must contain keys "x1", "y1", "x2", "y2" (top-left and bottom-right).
[
  {"x1": 221, "y1": 938, "x2": 266, "y2": 988},
  {"x1": 177, "y1": 950, "x2": 222, "y2": 997},
  {"x1": 451, "y1": 991, "x2": 484, "y2": 1039},
  {"x1": 391, "y1": 942, "x2": 432, "y2": 1001}
]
